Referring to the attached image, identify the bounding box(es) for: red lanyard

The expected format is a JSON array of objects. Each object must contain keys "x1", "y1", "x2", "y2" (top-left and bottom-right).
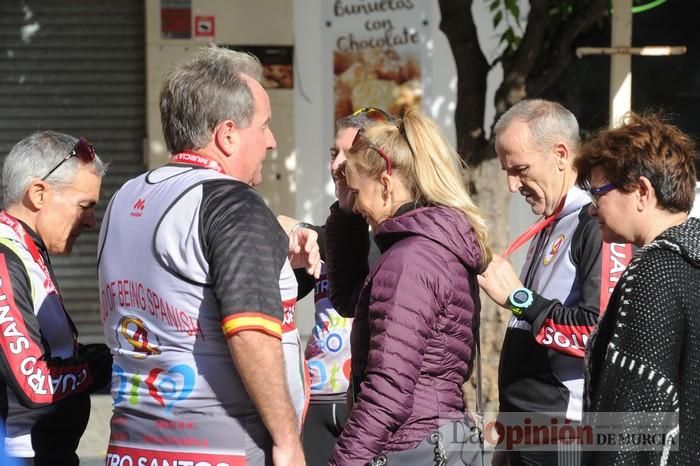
[
  {"x1": 171, "y1": 152, "x2": 225, "y2": 174},
  {"x1": 503, "y1": 197, "x2": 566, "y2": 259},
  {"x1": 0, "y1": 211, "x2": 58, "y2": 295}
]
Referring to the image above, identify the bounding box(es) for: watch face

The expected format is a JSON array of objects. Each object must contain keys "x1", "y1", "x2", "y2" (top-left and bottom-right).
[{"x1": 513, "y1": 289, "x2": 530, "y2": 305}]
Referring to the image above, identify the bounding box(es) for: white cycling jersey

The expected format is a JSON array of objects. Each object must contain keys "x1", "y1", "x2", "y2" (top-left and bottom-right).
[{"x1": 98, "y1": 161, "x2": 301, "y2": 466}]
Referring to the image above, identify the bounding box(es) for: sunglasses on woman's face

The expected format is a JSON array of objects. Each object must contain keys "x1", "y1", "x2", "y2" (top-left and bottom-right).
[
  {"x1": 42, "y1": 137, "x2": 96, "y2": 181},
  {"x1": 588, "y1": 182, "x2": 617, "y2": 208},
  {"x1": 351, "y1": 127, "x2": 393, "y2": 175}
]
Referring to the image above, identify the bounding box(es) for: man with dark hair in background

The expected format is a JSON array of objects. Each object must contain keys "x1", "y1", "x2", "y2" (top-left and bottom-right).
[{"x1": 279, "y1": 109, "x2": 380, "y2": 465}]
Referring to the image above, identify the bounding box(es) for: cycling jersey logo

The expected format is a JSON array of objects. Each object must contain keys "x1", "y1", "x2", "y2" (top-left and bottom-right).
[
  {"x1": 282, "y1": 298, "x2": 297, "y2": 333},
  {"x1": 144, "y1": 364, "x2": 195, "y2": 410},
  {"x1": 308, "y1": 358, "x2": 351, "y2": 392},
  {"x1": 130, "y1": 198, "x2": 145, "y2": 217},
  {"x1": 116, "y1": 316, "x2": 161, "y2": 359},
  {"x1": 543, "y1": 234, "x2": 566, "y2": 266},
  {"x1": 113, "y1": 364, "x2": 195, "y2": 411}
]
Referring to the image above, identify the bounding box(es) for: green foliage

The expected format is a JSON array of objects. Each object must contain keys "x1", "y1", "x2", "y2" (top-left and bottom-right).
[
  {"x1": 487, "y1": 0, "x2": 581, "y2": 60},
  {"x1": 487, "y1": 0, "x2": 530, "y2": 58}
]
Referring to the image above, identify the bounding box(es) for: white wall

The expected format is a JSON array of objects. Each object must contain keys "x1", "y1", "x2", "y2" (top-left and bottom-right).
[{"x1": 145, "y1": 0, "x2": 297, "y2": 216}]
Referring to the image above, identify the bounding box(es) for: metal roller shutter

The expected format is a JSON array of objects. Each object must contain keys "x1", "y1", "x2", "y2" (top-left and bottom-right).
[{"x1": 0, "y1": 0, "x2": 145, "y2": 343}]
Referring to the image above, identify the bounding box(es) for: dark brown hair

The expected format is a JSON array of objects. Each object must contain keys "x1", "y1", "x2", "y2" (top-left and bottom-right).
[{"x1": 575, "y1": 112, "x2": 697, "y2": 213}]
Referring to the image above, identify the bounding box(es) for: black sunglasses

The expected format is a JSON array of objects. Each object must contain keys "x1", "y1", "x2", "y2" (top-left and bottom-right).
[
  {"x1": 352, "y1": 106, "x2": 395, "y2": 123},
  {"x1": 41, "y1": 137, "x2": 96, "y2": 181}
]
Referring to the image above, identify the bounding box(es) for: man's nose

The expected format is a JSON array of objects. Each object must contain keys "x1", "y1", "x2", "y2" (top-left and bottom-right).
[
  {"x1": 267, "y1": 129, "x2": 277, "y2": 150},
  {"x1": 507, "y1": 174, "x2": 522, "y2": 193},
  {"x1": 587, "y1": 203, "x2": 598, "y2": 218},
  {"x1": 83, "y1": 210, "x2": 97, "y2": 229},
  {"x1": 331, "y1": 153, "x2": 346, "y2": 174}
]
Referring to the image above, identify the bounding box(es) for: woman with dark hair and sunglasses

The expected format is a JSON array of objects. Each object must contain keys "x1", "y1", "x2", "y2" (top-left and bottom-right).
[
  {"x1": 325, "y1": 106, "x2": 491, "y2": 465},
  {"x1": 574, "y1": 112, "x2": 700, "y2": 465}
]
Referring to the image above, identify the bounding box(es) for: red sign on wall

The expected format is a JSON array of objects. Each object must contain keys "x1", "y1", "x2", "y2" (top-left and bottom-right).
[
  {"x1": 161, "y1": 0, "x2": 191, "y2": 39},
  {"x1": 195, "y1": 15, "x2": 215, "y2": 38}
]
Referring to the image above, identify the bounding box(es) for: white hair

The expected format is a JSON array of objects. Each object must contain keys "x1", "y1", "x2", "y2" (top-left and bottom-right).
[
  {"x1": 493, "y1": 99, "x2": 581, "y2": 155},
  {"x1": 160, "y1": 46, "x2": 264, "y2": 153},
  {"x1": 2, "y1": 130, "x2": 107, "y2": 206}
]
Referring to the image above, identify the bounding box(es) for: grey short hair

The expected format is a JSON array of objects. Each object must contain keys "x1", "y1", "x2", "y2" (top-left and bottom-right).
[
  {"x1": 160, "y1": 46, "x2": 264, "y2": 153},
  {"x1": 2, "y1": 130, "x2": 107, "y2": 206},
  {"x1": 493, "y1": 99, "x2": 581, "y2": 155}
]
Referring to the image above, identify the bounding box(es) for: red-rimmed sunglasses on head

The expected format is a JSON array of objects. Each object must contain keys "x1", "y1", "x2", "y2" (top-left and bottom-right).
[
  {"x1": 41, "y1": 137, "x2": 96, "y2": 181},
  {"x1": 351, "y1": 106, "x2": 417, "y2": 159},
  {"x1": 351, "y1": 127, "x2": 393, "y2": 175}
]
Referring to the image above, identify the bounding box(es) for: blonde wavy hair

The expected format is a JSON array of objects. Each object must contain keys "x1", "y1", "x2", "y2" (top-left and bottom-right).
[{"x1": 347, "y1": 106, "x2": 492, "y2": 270}]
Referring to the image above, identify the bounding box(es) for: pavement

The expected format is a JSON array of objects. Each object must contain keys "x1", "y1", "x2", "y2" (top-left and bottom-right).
[{"x1": 78, "y1": 394, "x2": 111, "y2": 465}]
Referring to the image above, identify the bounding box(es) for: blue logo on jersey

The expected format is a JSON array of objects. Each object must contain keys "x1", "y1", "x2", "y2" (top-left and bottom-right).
[{"x1": 112, "y1": 363, "x2": 195, "y2": 411}]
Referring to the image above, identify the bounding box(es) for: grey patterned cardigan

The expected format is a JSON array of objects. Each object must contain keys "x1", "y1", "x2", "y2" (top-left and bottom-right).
[{"x1": 583, "y1": 217, "x2": 700, "y2": 465}]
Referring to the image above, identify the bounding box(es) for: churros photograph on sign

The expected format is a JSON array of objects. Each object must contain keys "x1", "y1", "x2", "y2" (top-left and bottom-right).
[{"x1": 327, "y1": 1, "x2": 431, "y2": 121}]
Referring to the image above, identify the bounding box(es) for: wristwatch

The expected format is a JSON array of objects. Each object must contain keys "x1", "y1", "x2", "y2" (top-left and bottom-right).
[{"x1": 508, "y1": 287, "x2": 534, "y2": 317}]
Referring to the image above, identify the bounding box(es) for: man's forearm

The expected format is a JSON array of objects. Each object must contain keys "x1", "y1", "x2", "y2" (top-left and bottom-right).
[{"x1": 228, "y1": 331, "x2": 300, "y2": 448}]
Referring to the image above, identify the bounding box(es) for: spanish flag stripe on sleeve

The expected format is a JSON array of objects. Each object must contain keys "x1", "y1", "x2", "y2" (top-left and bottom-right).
[{"x1": 221, "y1": 312, "x2": 282, "y2": 339}]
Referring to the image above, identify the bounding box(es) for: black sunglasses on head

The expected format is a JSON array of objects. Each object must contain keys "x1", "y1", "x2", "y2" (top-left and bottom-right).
[
  {"x1": 42, "y1": 137, "x2": 96, "y2": 181},
  {"x1": 351, "y1": 106, "x2": 395, "y2": 123}
]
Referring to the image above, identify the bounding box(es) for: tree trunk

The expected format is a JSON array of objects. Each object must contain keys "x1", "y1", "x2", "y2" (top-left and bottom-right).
[
  {"x1": 438, "y1": 0, "x2": 489, "y2": 163},
  {"x1": 465, "y1": 158, "x2": 513, "y2": 416},
  {"x1": 438, "y1": 0, "x2": 510, "y2": 416}
]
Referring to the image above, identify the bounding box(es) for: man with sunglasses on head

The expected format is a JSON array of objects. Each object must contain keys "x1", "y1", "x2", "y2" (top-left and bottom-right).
[
  {"x1": 478, "y1": 99, "x2": 633, "y2": 465},
  {"x1": 0, "y1": 131, "x2": 112, "y2": 466},
  {"x1": 98, "y1": 46, "x2": 315, "y2": 466},
  {"x1": 277, "y1": 108, "x2": 381, "y2": 466}
]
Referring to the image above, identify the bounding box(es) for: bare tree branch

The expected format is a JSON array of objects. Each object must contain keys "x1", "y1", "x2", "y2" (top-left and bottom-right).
[
  {"x1": 438, "y1": 0, "x2": 489, "y2": 165},
  {"x1": 493, "y1": 0, "x2": 550, "y2": 116},
  {"x1": 441, "y1": 0, "x2": 611, "y2": 167},
  {"x1": 509, "y1": 0, "x2": 550, "y2": 75},
  {"x1": 528, "y1": 0, "x2": 609, "y2": 97}
]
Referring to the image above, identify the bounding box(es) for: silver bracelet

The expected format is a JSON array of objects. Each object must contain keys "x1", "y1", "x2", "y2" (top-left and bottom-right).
[{"x1": 290, "y1": 221, "x2": 314, "y2": 234}]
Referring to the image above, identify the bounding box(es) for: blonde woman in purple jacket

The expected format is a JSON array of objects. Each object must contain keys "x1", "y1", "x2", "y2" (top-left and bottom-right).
[{"x1": 325, "y1": 106, "x2": 491, "y2": 465}]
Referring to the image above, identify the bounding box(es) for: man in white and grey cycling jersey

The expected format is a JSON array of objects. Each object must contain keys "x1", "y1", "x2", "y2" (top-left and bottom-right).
[{"x1": 98, "y1": 46, "x2": 317, "y2": 466}]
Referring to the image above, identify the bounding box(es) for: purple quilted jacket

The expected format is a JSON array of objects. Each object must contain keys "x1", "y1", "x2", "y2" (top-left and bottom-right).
[{"x1": 326, "y1": 204, "x2": 482, "y2": 466}]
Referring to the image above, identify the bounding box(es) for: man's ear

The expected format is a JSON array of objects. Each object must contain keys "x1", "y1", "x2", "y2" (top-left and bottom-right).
[
  {"x1": 553, "y1": 143, "x2": 570, "y2": 170},
  {"x1": 24, "y1": 180, "x2": 49, "y2": 211},
  {"x1": 214, "y1": 120, "x2": 239, "y2": 158}
]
